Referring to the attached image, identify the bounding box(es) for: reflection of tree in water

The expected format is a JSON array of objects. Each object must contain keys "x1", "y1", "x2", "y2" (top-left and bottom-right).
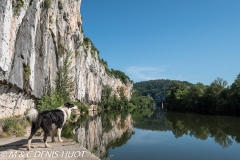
[
  {"x1": 209, "y1": 124, "x2": 233, "y2": 148},
  {"x1": 189, "y1": 126, "x2": 208, "y2": 140},
  {"x1": 172, "y1": 120, "x2": 188, "y2": 138},
  {"x1": 134, "y1": 110, "x2": 240, "y2": 148},
  {"x1": 134, "y1": 110, "x2": 172, "y2": 131},
  {"x1": 214, "y1": 135, "x2": 232, "y2": 148},
  {"x1": 166, "y1": 112, "x2": 240, "y2": 148}
]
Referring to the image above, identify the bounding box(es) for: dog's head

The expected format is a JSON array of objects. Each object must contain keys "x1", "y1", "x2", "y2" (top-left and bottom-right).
[{"x1": 64, "y1": 102, "x2": 78, "y2": 110}]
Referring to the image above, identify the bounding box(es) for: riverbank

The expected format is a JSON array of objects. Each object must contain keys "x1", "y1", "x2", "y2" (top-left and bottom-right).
[{"x1": 0, "y1": 136, "x2": 100, "y2": 160}]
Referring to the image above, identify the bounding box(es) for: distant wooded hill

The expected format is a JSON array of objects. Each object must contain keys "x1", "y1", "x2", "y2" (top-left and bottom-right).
[{"x1": 133, "y1": 79, "x2": 192, "y2": 100}]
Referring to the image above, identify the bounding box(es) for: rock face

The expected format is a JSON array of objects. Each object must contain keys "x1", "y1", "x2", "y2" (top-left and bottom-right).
[{"x1": 0, "y1": 0, "x2": 132, "y2": 119}]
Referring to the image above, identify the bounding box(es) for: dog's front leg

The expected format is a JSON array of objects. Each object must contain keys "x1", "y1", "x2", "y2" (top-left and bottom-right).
[
  {"x1": 27, "y1": 138, "x2": 32, "y2": 150},
  {"x1": 57, "y1": 128, "x2": 63, "y2": 142}
]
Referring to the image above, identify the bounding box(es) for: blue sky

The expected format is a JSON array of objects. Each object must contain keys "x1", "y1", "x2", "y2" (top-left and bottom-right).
[{"x1": 81, "y1": 0, "x2": 240, "y2": 85}]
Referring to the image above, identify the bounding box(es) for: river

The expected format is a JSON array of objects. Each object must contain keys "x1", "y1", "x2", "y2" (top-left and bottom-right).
[{"x1": 63, "y1": 109, "x2": 240, "y2": 160}]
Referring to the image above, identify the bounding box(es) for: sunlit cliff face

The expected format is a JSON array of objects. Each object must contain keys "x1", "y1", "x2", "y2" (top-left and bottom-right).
[{"x1": 0, "y1": 0, "x2": 132, "y2": 119}]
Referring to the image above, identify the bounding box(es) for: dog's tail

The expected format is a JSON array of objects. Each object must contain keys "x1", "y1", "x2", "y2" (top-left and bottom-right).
[{"x1": 26, "y1": 108, "x2": 38, "y2": 122}]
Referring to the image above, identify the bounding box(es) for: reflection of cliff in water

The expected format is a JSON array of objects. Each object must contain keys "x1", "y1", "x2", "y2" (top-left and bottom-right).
[
  {"x1": 64, "y1": 109, "x2": 240, "y2": 159},
  {"x1": 135, "y1": 110, "x2": 240, "y2": 148},
  {"x1": 74, "y1": 112, "x2": 134, "y2": 159}
]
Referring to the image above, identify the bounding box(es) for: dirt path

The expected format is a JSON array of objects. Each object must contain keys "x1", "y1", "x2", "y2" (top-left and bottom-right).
[{"x1": 0, "y1": 136, "x2": 100, "y2": 160}]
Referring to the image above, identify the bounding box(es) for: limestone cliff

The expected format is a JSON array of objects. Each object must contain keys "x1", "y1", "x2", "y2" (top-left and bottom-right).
[{"x1": 0, "y1": 0, "x2": 132, "y2": 119}]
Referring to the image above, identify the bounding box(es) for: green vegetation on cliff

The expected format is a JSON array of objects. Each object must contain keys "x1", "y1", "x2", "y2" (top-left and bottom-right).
[
  {"x1": 12, "y1": 0, "x2": 24, "y2": 15},
  {"x1": 108, "y1": 69, "x2": 132, "y2": 85},
  {"x1": 82, "y1": 37, "x2": 132, "y2": 85},
  {"x1": 37, "y1": 38, "x2": 133, "y2": 113},
  {"x1": 36, "y1": 36, "x2": 134, "y2": 113},
  {"x1": 44, "y1": 0, "x2": 52, "y2": 9}
]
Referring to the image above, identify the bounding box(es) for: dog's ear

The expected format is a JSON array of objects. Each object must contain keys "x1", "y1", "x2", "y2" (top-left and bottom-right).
[
  {"x1": 64, "y1": 102, "x2": 74, "y2": 108},
  {"x1": 64, "y1": 102, "x2": 70, "y2": 108}
]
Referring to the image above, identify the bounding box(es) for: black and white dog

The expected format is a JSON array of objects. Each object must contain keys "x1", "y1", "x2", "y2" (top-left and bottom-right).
[{"x1": 26, "y1": 102, "x2": 78, "y2": 150}]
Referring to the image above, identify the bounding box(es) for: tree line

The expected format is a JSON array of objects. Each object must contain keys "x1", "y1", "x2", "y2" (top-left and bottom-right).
[
  {"x1": 133, "y1": 79, "x2": 191, "y2": 100},
  {"x1": 165, "y1": 74, "x2": 240, "y2": 115}
]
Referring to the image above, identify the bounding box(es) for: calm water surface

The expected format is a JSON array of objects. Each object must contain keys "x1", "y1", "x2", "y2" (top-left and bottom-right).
[
  {"x1": 66, "y1": 109, "x2": 240, "y2": 160},
  {"x1": 109, "y1": 129, "x2": 240, "y2": 160}
]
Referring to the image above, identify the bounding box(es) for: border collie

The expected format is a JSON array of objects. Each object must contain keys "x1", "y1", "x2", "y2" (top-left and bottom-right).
[{"x1": 26, "y1": 102, "x2": 78, "y2": 150}]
